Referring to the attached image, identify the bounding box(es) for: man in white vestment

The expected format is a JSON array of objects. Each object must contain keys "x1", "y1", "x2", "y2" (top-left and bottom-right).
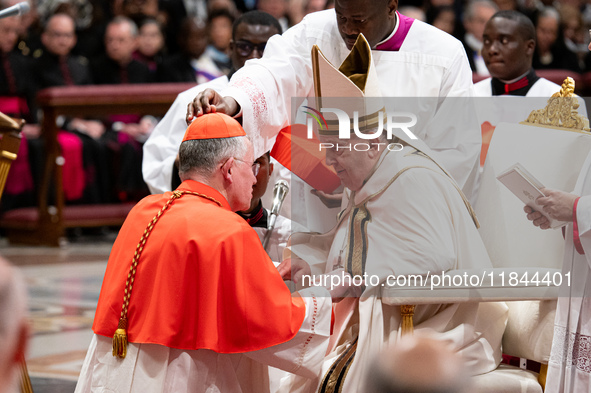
[
  {"x1": 461, "y1": 0, "x2": 498, "y2": 76},
  {"x1": 474, "y1": 10, "x2": 560, "y2": 99},
  {"x1": 524, "y1": 152, "x2": 591, "y2": 392},
  {"x1": 276, "y1": 35, "x2": 507, "y2": 393},
  {"x1": 142, "y1": 11, "x2": 282, "y2": 195},
  {"x1": 472, "y1": 10, "x2": 578, "y2": 178},
  {"x1": 187, "y1": 0, "x2": 482, "y2": 200}
]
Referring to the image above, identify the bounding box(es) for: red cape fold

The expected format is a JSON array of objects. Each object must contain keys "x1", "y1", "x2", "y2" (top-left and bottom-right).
[
  {"x1": 93, "y1": 179, "x2": 306, "y2": 353},
  {"x1": 271, "y1": 125, "x2": 341, "y2": 193}
]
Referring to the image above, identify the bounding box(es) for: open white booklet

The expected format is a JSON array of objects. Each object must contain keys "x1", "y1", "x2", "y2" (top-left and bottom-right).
[{"x1": 497, "y1": 163, "x2": 569, "y2": 229}]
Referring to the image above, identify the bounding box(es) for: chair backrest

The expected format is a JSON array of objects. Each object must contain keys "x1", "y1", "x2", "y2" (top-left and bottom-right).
[
  {"x1": 0, "y1": 112, "x2": 24, "y2": 199},
  {"x1": 474, "y1": 123, "x2": 591, "y2": 269},
  {"x1": 0, "y1": 112, "x2": 32, "y2": 392}
]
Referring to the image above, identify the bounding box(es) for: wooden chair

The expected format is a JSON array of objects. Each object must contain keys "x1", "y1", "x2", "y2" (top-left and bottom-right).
[
  {"x1": 0, "y1": 111, "x2": 33, "y2": 392},
  {"x1": 0, "y1": 112, "x2": 24, "y2": 198},
  {"x1": 0, "y1": 83, "x2": 195, "y2": 246}
]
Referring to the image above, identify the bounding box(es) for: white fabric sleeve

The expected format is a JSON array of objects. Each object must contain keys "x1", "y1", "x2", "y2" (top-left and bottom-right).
[
  {"x1": 245, "y1": 286, "x2": 332, "y2": 379},
  {"x1": 576, "y1": 195, "x2": 591, "y2": 270},
  {"x1": 422, "y1": 43, "x2": 481, "y2": 200}
]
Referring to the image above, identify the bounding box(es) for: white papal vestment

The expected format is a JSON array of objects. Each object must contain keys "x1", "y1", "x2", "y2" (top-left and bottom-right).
[{"x1": 282, "y1": 143, "x2": 508, "y2": 393}]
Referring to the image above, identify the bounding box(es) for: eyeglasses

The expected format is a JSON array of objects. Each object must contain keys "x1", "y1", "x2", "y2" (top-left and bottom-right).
[
  {"x1": 233, "y1": 40, "x2": 266, "y2": 57},
  {"x1": 234, "y1": 157, "x2": 261, "y2": 177},
  {"x1": 47, "y1": 31, "x2": 75, "y2": 39}
]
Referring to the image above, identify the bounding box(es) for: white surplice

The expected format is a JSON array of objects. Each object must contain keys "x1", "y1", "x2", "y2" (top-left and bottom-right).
[
  {"x1": 546, "y1": 151, "x2": 591, "y2": 393},
  {"x1": 472, "y1": 76, "x2": 562, "y2": 126},
  {"x1": 283, "y1": 143, "x2": 508, "y2": 393},
  {"x1": 223, "y1": 9, "x2": 481, "y2": 198},
  {"x1": 473, "y1": 77, "x2": 561, "y2": 98},
  {"x1": 74, "y1": 287, "x2": 332, "y2": 393}
]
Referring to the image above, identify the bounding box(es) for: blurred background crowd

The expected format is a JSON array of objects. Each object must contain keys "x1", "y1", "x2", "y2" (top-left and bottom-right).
[{"x1": 0, "y1": 0, "x2": 589, "y2": 213}]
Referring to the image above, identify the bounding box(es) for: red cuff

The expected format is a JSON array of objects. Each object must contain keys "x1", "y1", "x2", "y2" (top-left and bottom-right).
[
  {"x1": 573, "y1": 197, "x2": 585, "y2": 255},
  {"x1": 330, "y1": 307, "x2": 335, "y2": 335}
]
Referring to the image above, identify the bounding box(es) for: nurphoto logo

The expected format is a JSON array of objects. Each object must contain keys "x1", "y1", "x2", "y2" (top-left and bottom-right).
[{"x1": 303, "y1": 108, "x2": 419, "y2": 152}]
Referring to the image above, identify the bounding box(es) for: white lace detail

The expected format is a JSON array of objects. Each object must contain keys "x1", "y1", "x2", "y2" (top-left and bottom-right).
[
  {"x1": 232, "y1": 76, "x2": 268, "y2": 132},
  {"x1": 550, "y1": 325, "x2": 591, "y2": 374},
  {"x1": 295, "y1": 290, "x2": 319, "y2": 370}
]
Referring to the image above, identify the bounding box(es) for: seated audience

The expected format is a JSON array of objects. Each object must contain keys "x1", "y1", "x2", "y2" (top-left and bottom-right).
[
  {"x1": 157, "y1": 17, "x2": 224, "y2": 83},
  {"x1": 461, "y1": 0, "x2": 498, "y2": 75},
  {"x1": 532, "y1": 7, "x2": 580, "y2": 72},
  {"x1": 203, "y1": 8, "x2": 235, "y2": 75},
  {"x1": 132, "y1": 17, "x2": 165, "y2": 77}
]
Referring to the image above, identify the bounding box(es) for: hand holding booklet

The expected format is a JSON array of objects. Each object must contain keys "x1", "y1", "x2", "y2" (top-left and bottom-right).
[{"x1": 496, "y1": 163, "x2": 569, "y2": 229}]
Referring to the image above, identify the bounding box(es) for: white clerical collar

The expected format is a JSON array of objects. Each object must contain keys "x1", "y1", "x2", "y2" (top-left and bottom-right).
[
  {"x1": 498, "y1": 70, "x2": 530, "y2": 85},
  {"x1": 375, "y1": 12, "x2": 399, "y2": 48}
]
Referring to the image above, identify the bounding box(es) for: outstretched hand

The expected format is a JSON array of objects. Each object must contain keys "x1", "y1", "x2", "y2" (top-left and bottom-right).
[
  {"x1": 186, "y1": 88, "x2": 239, "y2": 124},
  {"x1": 311, "y1": 189, "x2": 343, "y2": 209},
  {"x1": 277, "y1": 257, "x2": 311, "y2": 284}
]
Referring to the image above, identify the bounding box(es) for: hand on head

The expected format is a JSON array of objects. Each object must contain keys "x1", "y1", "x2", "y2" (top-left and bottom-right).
[{"x1": 186, "y1": 89, "x2": 239, "y2": 123}]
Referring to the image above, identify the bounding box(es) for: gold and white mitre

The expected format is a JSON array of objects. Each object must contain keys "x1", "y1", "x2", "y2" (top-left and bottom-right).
[{"x1": 310, "y1": 34, "x2": 386, "y2": 137}]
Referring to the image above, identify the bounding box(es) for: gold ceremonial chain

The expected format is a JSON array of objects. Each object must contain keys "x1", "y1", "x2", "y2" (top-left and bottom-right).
[{"x1": 113, "y1": 190, "x2": 222, "y2": 359}]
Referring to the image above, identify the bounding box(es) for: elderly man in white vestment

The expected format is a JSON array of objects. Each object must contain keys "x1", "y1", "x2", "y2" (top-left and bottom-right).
[
  {"x1": 187, "y1": 0, "x2": 482, "y2": 201},
  {"x1": 275, "y1": 35, "x2": 507, "y2": 393},
  {"x1": 525, "y1": 150, "x2": 591, "y2": 392}
]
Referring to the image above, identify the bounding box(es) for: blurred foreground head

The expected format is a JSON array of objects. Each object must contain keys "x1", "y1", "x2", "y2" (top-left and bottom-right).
[
  {"x1": 365, "y1": 334, "x2": 468, "y2": 393},
  {"x1": 0, "y1": 256, "x2": 28, "y2": 393}
]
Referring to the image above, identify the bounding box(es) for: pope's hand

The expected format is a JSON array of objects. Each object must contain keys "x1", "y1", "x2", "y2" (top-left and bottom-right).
[
  {"x1": 323, "y1": 269, "x2": 362, "y2": 302},
  {"x1": 186, "y1": 88, "x2": 239, "y2": 123},
  {"x1": 310, "y1": 189, "x2": 343, "y2": 209},
  {"x1": 277, "y1": 257, "x2": 310, "y2": 284}
]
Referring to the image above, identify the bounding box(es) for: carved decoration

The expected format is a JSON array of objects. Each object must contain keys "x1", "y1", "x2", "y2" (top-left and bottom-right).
[{"x1": 524, "y1": 77, "x2": 590, "y2": 132}]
